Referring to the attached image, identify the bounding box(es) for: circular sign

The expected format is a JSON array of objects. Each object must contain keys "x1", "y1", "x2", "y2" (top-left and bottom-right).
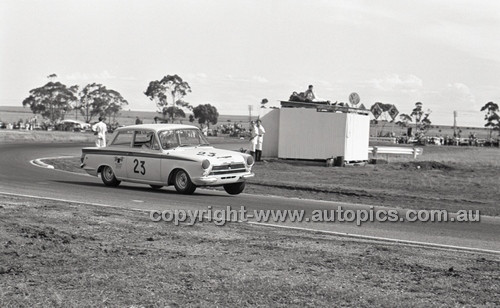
[{"x1": 349, "y1": 92, "x2": 360, "y2": 105}]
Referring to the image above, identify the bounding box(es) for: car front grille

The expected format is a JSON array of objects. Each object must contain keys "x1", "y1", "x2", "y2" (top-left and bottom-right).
[{"x1": 210, "y1": 163, "x2": 246, "y2": 175}]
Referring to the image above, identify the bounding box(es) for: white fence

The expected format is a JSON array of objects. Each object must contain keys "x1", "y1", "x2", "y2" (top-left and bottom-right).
[
  {"x1": 368, "y1": 146, "x2": 423, "y2": 159},
  {"x1": 369, "y1": 137, "x2": 397, "y2": 144}
]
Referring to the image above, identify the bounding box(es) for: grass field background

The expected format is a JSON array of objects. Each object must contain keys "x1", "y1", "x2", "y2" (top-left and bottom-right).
[{"x1": 1, "y1": 106, "x2": 495, "y2": 138}]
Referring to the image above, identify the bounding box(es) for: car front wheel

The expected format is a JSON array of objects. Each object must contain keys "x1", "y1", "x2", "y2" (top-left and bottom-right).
[
  {"x1": 173, "y1": 170, "x2": 196, "y2": 195},
  {"x1": 223, "y1": 182, "x2": 245, "y2": 195},
  {"x1": 101, "y1": 166, "x2": 121, "y2": 187}
]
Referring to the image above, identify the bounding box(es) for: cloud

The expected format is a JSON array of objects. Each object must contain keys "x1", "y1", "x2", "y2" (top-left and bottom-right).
[
  {"x1": 369, "y1": 74, "x2": 423, "y2": 92},
  {"x1": 196, "y1": 73, "x2": 207, "y2": 79},
  {"x1": 65, "y1": 72, "x2": 90, "y2": 81},
  {"x1": 120, "y1": 76, "x2": 137, "y2": 81},
  {"x1": 252, "y1": 76, "x2": 269, "y2": 83},
  {"x1": 441, "y1": 82, "x2": 477, "y2": 111},
  {"x1": 65, "y1": 70, "x2": 116, "y2": 81}
]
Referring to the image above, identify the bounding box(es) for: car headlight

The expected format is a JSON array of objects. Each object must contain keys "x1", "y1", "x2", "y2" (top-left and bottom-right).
[
  {"x1": 202, "y1": 159, "x2": 211, "y2": 169},
  {"x1": 246, "y1": 155, "x2": 254, "y2": 166}
]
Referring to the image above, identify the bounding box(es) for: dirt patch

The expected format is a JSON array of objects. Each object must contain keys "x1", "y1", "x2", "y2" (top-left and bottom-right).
[
  {"x1": 398, "y1": 161, "x2": 454, "y2": 171},
  {"x1": 0, "y1": 195, "x2": 498, "y2": 307}
]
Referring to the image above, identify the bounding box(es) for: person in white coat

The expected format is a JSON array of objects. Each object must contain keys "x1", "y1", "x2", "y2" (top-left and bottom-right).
[
  {"x1": 92, "y1": 117, "x2": 108, "y2": 147},
  {"x1": 255, "y1": 119, "x2": 265, "y2": 161},
  {"x1": 249, "y1": 121, "x2": 258, "y2": 160}
]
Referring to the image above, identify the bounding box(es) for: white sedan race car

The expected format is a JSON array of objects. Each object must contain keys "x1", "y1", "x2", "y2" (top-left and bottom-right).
[{"x1": 80, "y1": 124, "x2": 255, "y2": 195}]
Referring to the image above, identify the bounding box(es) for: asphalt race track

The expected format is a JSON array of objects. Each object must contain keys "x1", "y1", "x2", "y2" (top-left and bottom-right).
[{"x1": 1, "y1": 142, "x2": 499, "y2": 254}]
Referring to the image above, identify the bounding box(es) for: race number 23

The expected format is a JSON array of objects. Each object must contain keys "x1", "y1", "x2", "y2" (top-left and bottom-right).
[{"x1": 133, "y1": 159, "x2": 146, "y2": 175}]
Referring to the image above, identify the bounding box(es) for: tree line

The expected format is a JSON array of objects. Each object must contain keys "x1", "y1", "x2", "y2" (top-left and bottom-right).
[
  {"x1": 23, "y1": 73, "x2": 498, "y2": 136},
  {"x1": 370, "y1": 100, "x2": 499, "y2": 139},
  {"x1": 22, "y1": 73, "x2": 219, "y2": 127}
]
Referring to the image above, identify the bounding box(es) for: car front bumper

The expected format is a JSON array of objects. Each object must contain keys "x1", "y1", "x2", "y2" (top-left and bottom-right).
[{"x1": 192, "y1": 172, "x2": 254, "y2": 186}]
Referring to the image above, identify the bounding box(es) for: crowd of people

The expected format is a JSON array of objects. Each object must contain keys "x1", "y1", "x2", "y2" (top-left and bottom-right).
[
  {"x1": 395, "y1": 132, "x2": 499, "y2": 147},
  {"x1": 0, "y1": 117, "x2": 40, "y2": 130}
]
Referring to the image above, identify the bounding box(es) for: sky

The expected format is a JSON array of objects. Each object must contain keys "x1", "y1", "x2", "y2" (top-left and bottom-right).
[{"x1": 1, "y1": 0, "x2": 499, "y2": 127}]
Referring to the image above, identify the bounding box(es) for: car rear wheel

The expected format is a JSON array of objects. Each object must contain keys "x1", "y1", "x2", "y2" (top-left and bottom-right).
[
  {"x1": 101, "y1": 166, "x2": 121, "y2": 187},
  {"x1": 173, "y1": 170, "x2": 196, "y2": 195},
  {"x1": 150, "y1": 185, "x2": 163, "y2": 190},
  {"x1": 223, "y1": 182, "x2": 245, "y2": 195}
]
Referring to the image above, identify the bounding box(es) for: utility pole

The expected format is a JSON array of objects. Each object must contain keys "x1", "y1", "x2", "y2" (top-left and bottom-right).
[
  {"x1": 453, "y1": 110, "x2": 457, "y2": 137},
  {"x1": 248, "y1": 105, "x2": 253, "y2": 124}
]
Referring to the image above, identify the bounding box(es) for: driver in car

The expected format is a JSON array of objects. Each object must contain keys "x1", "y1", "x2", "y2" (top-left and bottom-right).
[{"x1": 142, "y1": 133, "x2": 155, "y2": 150}]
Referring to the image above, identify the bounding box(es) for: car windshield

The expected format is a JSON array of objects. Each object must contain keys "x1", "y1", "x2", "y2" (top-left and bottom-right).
[{"x1": 158, "y1": 128, "x2": 210, "y2": 149}]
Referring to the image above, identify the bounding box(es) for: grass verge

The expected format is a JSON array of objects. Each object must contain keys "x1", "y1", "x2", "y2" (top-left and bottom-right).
[
  {"x1": 0, "y1": 194, "x2": 498, "y2": 307},
  {"x1": 0, "y1": 130, "x2": 94, "y2": 144}
]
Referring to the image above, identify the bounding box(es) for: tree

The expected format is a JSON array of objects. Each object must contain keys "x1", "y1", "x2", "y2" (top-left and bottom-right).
[
  {"x1": 144, "y1": 80, "x2": 168, "y2": 112},
  {"x1": 480, "y1": 101, "x2": 500, "y2": 139},
  {"x1": 144, "y1": 74, "x2": 192, "y2": 122},
  {"x1": 80, "y1": 83, "x2": 102, "y2": 123},
  {"x1": 192, "y1": 104, "x2": 219, "y2": 128},
  {"x1": 104, "y1": 89, "x2": 128, "y2": 123},
  {"x1": 261, "y1": 98, "x2": 268, "y2": 108},
  {"x1": 164, "y1": 106, "x2": 186, "y2": 121},
  {"x1": 79, "y1": 83, "x2": 128, "y2": 123},
  {"x1": 47, "y1": 73, "x2": 58, "y2": 81},
  {"x1": 411, "y1": 102, "x2": 432, "y2": 135},
  {"x1": 395, "y1": 113, "x2": 412, "y2": 134},
  {"x1": 22, "y1": 81, "x2": 78, "y2": 124}
]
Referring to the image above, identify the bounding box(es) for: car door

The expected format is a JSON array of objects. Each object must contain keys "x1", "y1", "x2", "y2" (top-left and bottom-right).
[
  {"x1": 157, "y1": 129, "x2": 182, "y2": 182},
  {"x1": 126, "y1": 130, "x2": 162, "y2": 183},
  {"x1": 107, "y1": 129, "x2": 135, "y2": 179}
]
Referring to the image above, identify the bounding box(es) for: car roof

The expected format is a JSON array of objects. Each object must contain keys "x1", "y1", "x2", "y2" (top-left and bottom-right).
[{"x1": 116, "y1": 123, "x2": 198, "y2": 132}]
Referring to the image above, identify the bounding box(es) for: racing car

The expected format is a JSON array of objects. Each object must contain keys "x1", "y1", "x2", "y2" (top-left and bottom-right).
[{"x1": 80, "y1": 124, "x2": 254, "y2": 195}]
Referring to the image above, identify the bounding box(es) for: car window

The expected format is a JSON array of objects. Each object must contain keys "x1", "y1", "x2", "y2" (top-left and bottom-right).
[
  {"x1": 111, "y1": 130, "x2": 134, "y2": 147},
  {"x1": 149, "y1": 136, "x2": 160, "y2": 150},
  {"x1": 134, "y1": 131, "x2": 154, "y2": 147},
  {"x1": 177, "y1": 129, "x2": 210, "y2": 147},
  {"x1": 159, "y1": 130, "x2": 179, "y2": 149}
]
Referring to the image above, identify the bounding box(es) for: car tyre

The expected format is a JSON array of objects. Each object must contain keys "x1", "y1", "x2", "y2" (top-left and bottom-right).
[
  {"x1": 173, "y1": 170, "x2": 196, "y2": 195},
  {"x1": 101, "y1": 166, "x2": 121, "y2": 187},
  {"x1": 223, "y1": 182, "x2": 245, "y2": 195},
  {"x1": 150, "y1": 185, "x2": 163, "y2": 190}
]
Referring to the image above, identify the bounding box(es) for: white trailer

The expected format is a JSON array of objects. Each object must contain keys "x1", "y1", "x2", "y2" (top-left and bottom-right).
[{"x1": 277, "y1": 107, "x2": 370, "y2": 163}]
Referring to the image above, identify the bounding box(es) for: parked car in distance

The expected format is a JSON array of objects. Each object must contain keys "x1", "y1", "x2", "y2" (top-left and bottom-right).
[
  {"x1": 56, "y1": 119, "x2": 91, "y2": 132},
  {"x1": 80, "y1": 124, "x2": 255, "y2": 195}
]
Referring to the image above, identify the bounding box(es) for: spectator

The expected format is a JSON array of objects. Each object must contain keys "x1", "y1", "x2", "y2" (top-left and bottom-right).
[
  {"x1": 255, "y1": 119, "x2": 266, "y2": 161},
  {"x1": 92, "y1": 117, "x2": 108, "y2": 147},
  {"x1": 304, "y1": 85, "x2": 316, "y2": 102},
  {"x1": 249, "y1": 121, "x2": 258, "y2": 160}
]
